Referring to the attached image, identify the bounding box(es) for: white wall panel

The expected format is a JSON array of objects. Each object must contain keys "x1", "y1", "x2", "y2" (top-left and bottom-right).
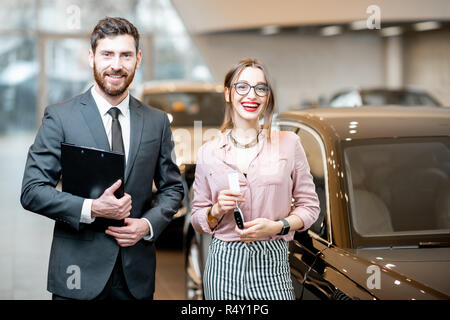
[
  {"x1": 404, "y1": 29, "x2": 450, "y2": 106},
  {"x1": 194, "y1": 32, "x2": 384, "y2": 112}
]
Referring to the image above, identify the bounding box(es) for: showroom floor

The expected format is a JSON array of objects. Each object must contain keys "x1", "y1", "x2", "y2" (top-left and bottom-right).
[
  {"x1": 0, "y1": 133, "x2": 185, "y2": 300},
  {"x1": 154, "y1": 249, "x2": 185, "y2": 300}
]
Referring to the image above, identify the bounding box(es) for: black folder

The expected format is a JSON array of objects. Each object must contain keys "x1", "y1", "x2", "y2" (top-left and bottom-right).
[{"x1": 61, "y1": 142, "x2": 125, "y2": 229}]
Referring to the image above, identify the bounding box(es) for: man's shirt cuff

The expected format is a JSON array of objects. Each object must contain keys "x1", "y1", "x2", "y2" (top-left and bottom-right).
[
  {"x1": 142, "y1": 218, "x2": 154, "y2": 241},
  {"x1": 80, "y1": 199, "x2": 95, "y2": 224}
]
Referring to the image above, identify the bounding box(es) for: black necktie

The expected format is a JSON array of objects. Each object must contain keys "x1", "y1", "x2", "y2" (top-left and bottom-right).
[{"x1": 107, "y1": 107, "x2": 125, "y2": 154}]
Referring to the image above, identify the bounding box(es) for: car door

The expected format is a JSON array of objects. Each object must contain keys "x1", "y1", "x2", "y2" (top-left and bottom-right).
[{"x1": 276, "y1": 119, "x2": 374, "y2": 300}]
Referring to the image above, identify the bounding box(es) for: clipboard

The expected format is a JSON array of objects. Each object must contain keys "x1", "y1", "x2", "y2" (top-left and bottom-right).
[{"x1": 61, "y1": 142, "x2": 125, "y2": 229}]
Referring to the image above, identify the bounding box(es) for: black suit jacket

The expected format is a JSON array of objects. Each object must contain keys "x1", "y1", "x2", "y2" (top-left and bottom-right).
[{"x1": 20, "y1": 88, "x2": 184, "y2": 299}]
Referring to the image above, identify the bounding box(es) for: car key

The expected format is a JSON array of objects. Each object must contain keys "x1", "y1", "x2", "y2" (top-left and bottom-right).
[
  {"x1": 228, "y1": 170, "x2": 244, "y2": 229},
  {"x1": 234, "y1": 200, "x2": 245, "y2": 229}
]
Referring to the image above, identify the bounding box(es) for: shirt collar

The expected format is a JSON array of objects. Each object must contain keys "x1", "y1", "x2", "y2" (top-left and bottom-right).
[
  {"x1": 91, "y1": 86, "x2": 130, "y2": 118},
  {"x1": 218, "y1": 130, "x2": 231, "y2": 150}
]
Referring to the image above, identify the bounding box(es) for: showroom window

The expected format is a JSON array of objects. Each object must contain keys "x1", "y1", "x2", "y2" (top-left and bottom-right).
[
  {"x1": 0, "y1": 35, "x2": 37, "y2": 134},
  {"x1": 0, "y1": 0, "x2": 212, "y2": 134}
]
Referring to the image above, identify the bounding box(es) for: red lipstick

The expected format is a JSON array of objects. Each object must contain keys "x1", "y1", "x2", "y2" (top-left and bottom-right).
[{"x1": 241, "y1": 102, "x2": 259, "y2": 112}]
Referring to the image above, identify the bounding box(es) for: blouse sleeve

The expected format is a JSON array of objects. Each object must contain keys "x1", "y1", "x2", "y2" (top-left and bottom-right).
[{"x1": 290, "y1": 134, "x2": 321, "y2": 231}]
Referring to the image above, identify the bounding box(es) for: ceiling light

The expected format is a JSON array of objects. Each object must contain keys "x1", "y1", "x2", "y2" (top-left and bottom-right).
[
  {"x1": 320, "y1": 25, "x2": 342, "y2": 37},
  {"x1": 381, "y1": 26, "x2": 402, "y2": 37},
  {"x1": 261, "y1": 25, "x2": 280, "y2": 35},
  {"x1": 413, "y1": 21, "x2": 441, "y2": 32},
  {"x1": 350, "y1": 20, "x2": 367, "y2": 30}
]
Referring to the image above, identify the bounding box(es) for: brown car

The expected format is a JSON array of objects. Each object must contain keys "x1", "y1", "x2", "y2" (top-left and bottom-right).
[
  {"x1": 279, "y1": 106, "x2": 450, "y2": 300},
  {"x1": 184, "y1": 106, "x2": 450, "y2": 300}
]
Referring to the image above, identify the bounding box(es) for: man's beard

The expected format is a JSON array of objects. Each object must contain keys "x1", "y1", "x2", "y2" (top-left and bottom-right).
[{"x1": 93, "y1": 62, "x2": 136, "y2": 97}]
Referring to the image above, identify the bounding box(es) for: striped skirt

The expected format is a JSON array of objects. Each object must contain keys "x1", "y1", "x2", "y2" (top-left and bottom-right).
[{"x1": 203, "y1": 237, "x2": 295, "y2": 300}]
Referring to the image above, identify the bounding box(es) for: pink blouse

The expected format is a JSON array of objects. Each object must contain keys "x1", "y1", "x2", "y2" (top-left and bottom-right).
[{"x1": 190, "y1": 130, "x2": 320, "y2": 242}]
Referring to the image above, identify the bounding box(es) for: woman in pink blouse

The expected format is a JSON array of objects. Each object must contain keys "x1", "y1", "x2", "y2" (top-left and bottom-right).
[{"x1": 191, "y1": 58, "x2": 320, "y2": 300}]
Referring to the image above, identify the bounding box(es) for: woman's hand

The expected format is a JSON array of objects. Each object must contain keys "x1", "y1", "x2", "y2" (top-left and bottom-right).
[
  {"x1": 235, "y1": 218, "x2": 282, "y2": 242},
  {"x1": 211, "y1": 189, "x2": 245, "y2": 220}
]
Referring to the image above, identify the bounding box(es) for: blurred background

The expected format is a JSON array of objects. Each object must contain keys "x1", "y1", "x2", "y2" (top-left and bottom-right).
[{"x1": 0, "y1": 0, "x2": 449, "y2": 299}]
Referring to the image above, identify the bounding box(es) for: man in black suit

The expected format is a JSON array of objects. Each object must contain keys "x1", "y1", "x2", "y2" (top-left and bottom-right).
[{"x1": 20, "y1": 17, "x2": 184, "y2": 300}]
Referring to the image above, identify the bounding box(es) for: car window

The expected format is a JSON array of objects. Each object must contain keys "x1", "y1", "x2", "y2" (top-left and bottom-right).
[
  {"x1": 344, "y1": 138, "x2": 450, "y2": 242},
  {"x1": 417, "y1": 93, "x2": 441, "y2": 107},
  {"x1": 142, "y1": 91, "x2": 225, "y2": 127},
  {"x1": 329, "y1": 91, "x2": 362, "y2": 108},
  {"x1": 362, "y1": 92, "x2": 386, "y2": 106},
  {"x1": 362, "y1": 91, "x2": 441, "y2": 107},
  {"x1": 278, "y1": 123, "x2": 329, "y2": 240}
]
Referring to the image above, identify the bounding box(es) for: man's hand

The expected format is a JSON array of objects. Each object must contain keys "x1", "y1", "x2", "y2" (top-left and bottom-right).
[
  {"x1": 91, "y1": 180, "x2": 131, "y2": 220},
  {"x1": 105, "y1": 218, "x2": 150, "y2": 247}
]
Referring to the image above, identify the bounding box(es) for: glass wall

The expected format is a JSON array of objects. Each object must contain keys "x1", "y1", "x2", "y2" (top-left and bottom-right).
[
  {"x1": 0, "y1": 35, "x2": 37, "y2": 133},
  {"x1": 0, "y1": 0, "x2": 213, "y2": 133},
  {"x1": 45, "y1": 38, "x2": 92, "y2": 105}
]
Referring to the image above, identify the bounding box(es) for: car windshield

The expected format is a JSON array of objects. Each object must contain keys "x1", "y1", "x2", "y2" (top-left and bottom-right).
[
  {"x1": 142, "y1": 91, "x2": 225, "y2": 127},
  {"x1": 361, "y1": 90, "x2": 441, "y2": 107},
  {"x1": 344, "y1": 137, "x2": 450, "y2": 241}
]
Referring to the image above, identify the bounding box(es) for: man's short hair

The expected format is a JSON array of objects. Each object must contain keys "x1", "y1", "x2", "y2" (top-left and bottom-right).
[{"x1": 91, "y1": 17, "x2": 140, "y2": 53}]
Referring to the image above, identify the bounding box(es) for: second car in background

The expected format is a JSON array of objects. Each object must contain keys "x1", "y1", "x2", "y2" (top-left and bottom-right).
[
  {"x1": 139, "y1": 81, "x2": 224, "y2": 248},
  {"x1": 328, "y1": 87, "x2": 442, "y2": 108}
]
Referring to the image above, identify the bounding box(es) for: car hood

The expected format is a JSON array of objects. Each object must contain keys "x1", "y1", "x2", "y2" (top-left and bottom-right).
[{"x1": 354, "y1": 247, "x2": 450, "y2": 297}]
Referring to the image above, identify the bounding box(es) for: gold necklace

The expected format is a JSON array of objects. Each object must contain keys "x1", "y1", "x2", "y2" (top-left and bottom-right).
[{"x1": 229, "y1": 130, "x2": 260, "y2": 149}]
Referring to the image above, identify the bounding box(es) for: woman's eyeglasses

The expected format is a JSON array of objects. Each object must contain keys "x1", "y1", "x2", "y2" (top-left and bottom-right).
[{"x1": 233, "y1": 82, "x2": 270, "y2": 97}]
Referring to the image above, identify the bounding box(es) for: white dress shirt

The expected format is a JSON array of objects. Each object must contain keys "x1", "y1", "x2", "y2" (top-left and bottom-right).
[{"x1": 80, "y1": 86, "x2": 153, "y2": 240}]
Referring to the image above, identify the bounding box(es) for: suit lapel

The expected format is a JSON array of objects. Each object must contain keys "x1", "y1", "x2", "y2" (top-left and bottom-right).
[
  {"x1": 79, "y1": 89, "x2": 143, "y2": 184},
  {"x1": 79, "y1": 89, "x2": 111, "y2": 152},
  {"x1": 125, "y1": 96, "x2": 144, "y2": 184}
]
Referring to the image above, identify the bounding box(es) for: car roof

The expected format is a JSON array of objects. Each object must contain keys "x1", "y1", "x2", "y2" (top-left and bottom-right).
[
  {"x1": 278, "y1": 106, "x2": 450, "y2": 141},
  {"x1": 333, "y1": 86, "x2": 433, "y2": 94},
  {"x1": 359, "y1": 88, "x2": 427, "y2": 94}
]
